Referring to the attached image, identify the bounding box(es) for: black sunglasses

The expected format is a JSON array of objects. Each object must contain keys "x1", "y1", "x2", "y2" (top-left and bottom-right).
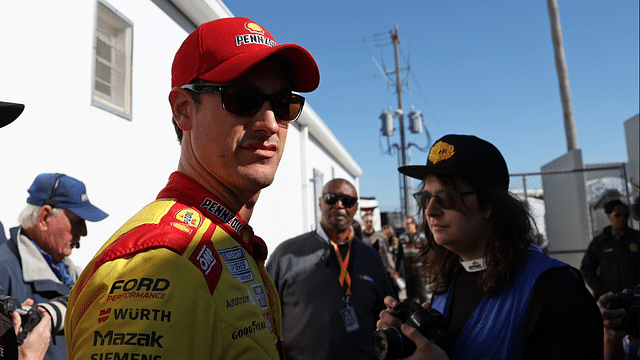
[
  {"x1": 322, "y1": 193, "x2": 358, "y2": 208},
  {"x1": 181, "y1": 84, "x2": 305, "y2": 122},
  {"x1": 413, "y1": 190, "x2": 476, "y2": 210}
]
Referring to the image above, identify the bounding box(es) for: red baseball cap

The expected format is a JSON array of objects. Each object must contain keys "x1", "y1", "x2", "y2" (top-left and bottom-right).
[{"x1": 172, "y1": 17, "x2": 320, "y2": 92}]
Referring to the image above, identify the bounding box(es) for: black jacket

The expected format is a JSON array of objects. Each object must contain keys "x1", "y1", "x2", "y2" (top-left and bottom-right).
[{"x1": 580, "y1": 225, "x2": 639, "y2": 298}]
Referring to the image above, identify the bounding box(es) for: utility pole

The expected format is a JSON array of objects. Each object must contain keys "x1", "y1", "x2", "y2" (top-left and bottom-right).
[
  {"x1": 547, "y1": 0, "x2": 578, "y2": 151},
  {"x1": 391, "y1": 26, "x2": 412, "y2": 218}
]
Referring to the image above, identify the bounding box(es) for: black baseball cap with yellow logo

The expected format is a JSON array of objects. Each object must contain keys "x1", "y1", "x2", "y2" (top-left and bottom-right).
[{"x1": 398, "y1": 134, "x2": 509, "y2": 190}]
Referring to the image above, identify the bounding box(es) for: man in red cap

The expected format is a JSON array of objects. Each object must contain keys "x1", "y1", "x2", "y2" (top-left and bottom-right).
[{"x1": 65, "y1": 17, "x2": 319, "y2": 360}]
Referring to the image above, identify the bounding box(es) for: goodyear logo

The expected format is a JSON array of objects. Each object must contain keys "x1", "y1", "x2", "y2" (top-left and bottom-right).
[{"x1": 429, "y1": 141, "x2": 455, "y2": 164}]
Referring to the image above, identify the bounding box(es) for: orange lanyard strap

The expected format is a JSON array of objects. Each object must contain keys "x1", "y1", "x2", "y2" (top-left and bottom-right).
[{"x1": 331, "y1": 232, "x2": 354, "y2": 296}]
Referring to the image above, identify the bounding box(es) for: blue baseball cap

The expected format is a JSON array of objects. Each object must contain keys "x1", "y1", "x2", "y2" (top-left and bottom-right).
[{"x1": 27, "y1": 173, "x2": 108, "y2": 222}]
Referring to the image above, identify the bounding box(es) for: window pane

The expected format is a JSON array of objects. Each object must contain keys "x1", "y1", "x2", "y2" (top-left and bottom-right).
[
  {"x1": 96, "y1": 37, "x2": 112, "y2": 61},
  {"x1": 95, "y1": 80, "x2": 111, "y2": 96},
  {"x1": 96, "y1": 61, "x2": 111, "y2": 83}
]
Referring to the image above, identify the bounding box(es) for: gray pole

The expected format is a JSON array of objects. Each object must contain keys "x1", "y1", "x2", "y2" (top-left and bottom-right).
[
  {"x1": 547, "y1": 0, "x2": 578, "y2": 151},
  {"x1": 391, "y1": 25, "x2": 411, "y2": 217}
]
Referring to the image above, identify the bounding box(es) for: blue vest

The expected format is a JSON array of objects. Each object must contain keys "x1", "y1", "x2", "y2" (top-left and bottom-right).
[{"x1": 432, "y1": 247, "x2": 569, "y2": 360}]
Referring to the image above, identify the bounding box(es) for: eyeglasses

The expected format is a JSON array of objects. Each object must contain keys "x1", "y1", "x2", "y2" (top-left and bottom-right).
[
  {"x1": 364, "y1": 220, "x2": 373, "y2": 224},
  {"x1": 322, "y1": 193, "x2": 358, "y2": 208},
  {"x1": 612, "y1": 212, "x2": 630, "y2": 218},
  {"x1": 45, "y1": 173, "x2": 65, "y2": 208},
  {"x1": 181, "y1": 84, "x2": 305, "y2": 122},
  {"x1": 413, "y1": 190, "x2": 477, "y2": 210}
]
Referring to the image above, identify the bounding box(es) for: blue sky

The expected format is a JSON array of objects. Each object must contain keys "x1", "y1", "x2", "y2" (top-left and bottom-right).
[{"x1": 227, "y1": 1, "x2": 639, "y2": 212}]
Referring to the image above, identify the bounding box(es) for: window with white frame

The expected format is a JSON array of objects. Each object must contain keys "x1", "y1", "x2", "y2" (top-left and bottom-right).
[{"x1": 92, "y1": 1, "x2": 133, "y2": 119}]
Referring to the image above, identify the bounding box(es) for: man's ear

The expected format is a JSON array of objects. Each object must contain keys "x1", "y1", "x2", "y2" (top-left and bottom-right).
[
  {"x1": 37, "y1": 205, "x2": 53, "y2": 231},
  {"x1": 169, "y1": 88, "x2": 194, "y2": 131}
]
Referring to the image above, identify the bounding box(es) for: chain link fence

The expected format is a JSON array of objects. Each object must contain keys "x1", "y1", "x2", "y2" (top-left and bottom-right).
[{"x1": 509, "y1": 163, "x2": 636, "y2": 255}]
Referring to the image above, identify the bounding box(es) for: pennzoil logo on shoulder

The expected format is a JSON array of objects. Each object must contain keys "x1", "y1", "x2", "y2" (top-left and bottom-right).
[
  {"x1": 429, "y1": 141, "x2": 455, "y2": 164},
  {"x1": 200, "y1": 198, "x2": 244, "y2": 235}
]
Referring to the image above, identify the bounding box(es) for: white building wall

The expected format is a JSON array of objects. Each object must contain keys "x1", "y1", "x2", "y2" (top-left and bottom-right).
[{"x1": 0, "y1": 0, "x2": 362, "y2": 267}]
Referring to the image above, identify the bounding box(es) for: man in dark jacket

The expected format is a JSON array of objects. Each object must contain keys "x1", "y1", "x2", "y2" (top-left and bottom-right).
[
  {"x1": 0, "y1": 173, "x2": 107, "y2": 360},
  {"x1": 581, "y1": 199, "x2": 639, "y2": 299}
]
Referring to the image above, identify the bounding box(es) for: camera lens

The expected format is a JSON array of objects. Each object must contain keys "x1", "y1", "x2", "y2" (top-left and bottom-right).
[{"x1": 373, "y1": 327, "x2": 416, "y2": 360}]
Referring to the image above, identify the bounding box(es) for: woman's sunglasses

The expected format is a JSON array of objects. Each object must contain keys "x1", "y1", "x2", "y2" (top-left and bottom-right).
[
  {"x1": 181, "y1": 84, "x2": 305, "y2": 122},
  {"x1": 413, "y1": 190, "x2": 476, "y2": 210},
  {"x1": 322, "y1": 193, "x2": 358, "y2": 208}
]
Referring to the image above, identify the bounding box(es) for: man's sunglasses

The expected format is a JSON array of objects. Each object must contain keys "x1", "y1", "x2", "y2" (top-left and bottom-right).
[
  {"x1": 181, "y1": 84, "x2": 305, "y2": 122},
  {"x1": 322, "y1": 193, "x2": 358, "y2": 208},
  {"x1": 413, "y1": 190, "x2": 476, "y2": 210}
]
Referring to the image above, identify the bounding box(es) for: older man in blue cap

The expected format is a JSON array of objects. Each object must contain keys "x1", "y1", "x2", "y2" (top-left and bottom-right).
[{"x1": 0, "y1": 173, "x2": 107, "y2": 360}]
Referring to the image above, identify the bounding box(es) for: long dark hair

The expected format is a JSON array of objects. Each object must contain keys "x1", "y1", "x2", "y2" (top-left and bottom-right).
[{"x1": 418, "y1": 175, "x2": 535, "y2": 296}]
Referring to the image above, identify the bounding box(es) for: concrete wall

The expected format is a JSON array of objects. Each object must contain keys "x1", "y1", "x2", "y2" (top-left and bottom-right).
[{"x1": 541, "y1": 149, "x2": 592, "y2": 269}]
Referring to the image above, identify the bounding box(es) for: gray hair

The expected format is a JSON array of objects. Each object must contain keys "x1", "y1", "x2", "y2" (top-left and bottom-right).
[{"x1": 18, "y1": 204, "x2": 62, "y2": 228}]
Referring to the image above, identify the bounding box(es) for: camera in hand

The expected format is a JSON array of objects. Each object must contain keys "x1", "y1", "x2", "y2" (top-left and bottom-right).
[
  {"x1": 606, "y1": 285, "x2": 639, "y2": 340},
  {"x1": 0, "y1": 295, "x2": 67, "y2": 345},
  {"x1": 373, "y1": 301, "x2": 448, "y2": 360}
]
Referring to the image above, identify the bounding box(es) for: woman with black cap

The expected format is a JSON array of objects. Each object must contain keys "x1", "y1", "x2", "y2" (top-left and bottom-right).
[{"x1": 377, "y1": 134, "x2": 603, "y2": 360}]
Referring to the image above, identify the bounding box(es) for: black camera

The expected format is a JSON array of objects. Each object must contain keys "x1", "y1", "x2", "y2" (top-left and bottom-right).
[
  {"x1": 0, "y1": 295, "x2": 67, "y2": 345},
  {"x1": 606, "y1": 285, "x2": 639, "y2": 340},
  {"x1": 373, "y1": 301, "x2": 448, "y2": 360}
]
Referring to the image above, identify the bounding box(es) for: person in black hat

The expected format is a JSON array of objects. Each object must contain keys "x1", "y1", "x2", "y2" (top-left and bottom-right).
[
  {"x1": 376, "y1": 135, "x2": 603, "y2": 359},
  {"x1": 1, "y1": 101, "x2": 25, "y2": 244},
  {"x1": 1, "y1": 102, "x2": 54, "y2": 360},
  {"x1": 0, "y1": 173, "x2": 108, "y2": 360}
]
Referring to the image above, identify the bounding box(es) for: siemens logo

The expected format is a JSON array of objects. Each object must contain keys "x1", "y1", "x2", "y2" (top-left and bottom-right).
[{"x1": 91, "y1": 353, "x2": 161, "y2": 360}]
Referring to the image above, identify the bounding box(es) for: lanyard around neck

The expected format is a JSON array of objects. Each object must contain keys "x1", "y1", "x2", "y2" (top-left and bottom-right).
[{"x1": 331, "y1": 232, "x2": 354, "y2": 296}]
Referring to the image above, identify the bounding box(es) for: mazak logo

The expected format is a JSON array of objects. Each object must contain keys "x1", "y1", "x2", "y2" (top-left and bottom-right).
[
  {"x1": 107, "y1": 278, "x2": 169, "y2": 302},
  {"x1": 98, "y1": 308, "x2": 171, "y2": 323},
  {"x1": 200, "y1": 199, "x2": 244, "y2": 234},
  {"x1": 93, "y1": 330, "x2": 164, "y2": 348}
]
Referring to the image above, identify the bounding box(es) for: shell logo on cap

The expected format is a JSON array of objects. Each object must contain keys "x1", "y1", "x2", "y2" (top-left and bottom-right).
[
  {"x1": 429, "y1": 141, "x2": 456, "y2": 164},
  {"x1": 245, "y1": 22, "x2": 265, "y2": 35}
]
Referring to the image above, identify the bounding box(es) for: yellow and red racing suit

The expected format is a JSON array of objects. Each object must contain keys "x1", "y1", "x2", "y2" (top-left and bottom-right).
[{"x1": 65, "y1": 172, "x2": 284, "y2": 360}]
